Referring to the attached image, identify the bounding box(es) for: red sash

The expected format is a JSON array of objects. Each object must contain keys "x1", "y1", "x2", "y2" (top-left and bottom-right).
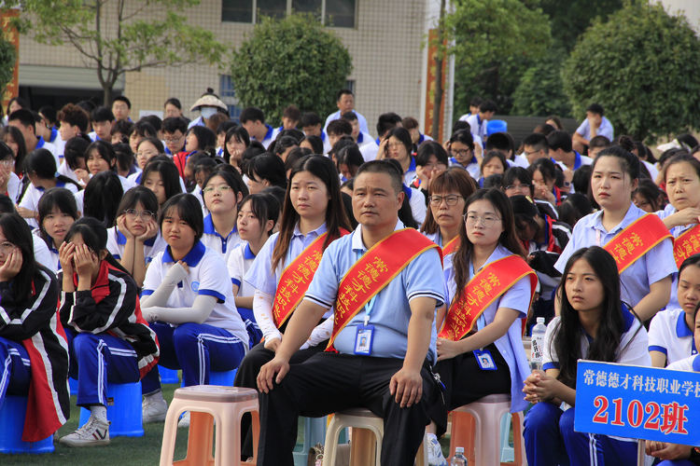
[
  {"x1": 442, "y1": 236, "x2": 460, "y2": 256},
  {"x1": 326, "y1": 229, "x2": 442, "y2": 352},
  {"x1": 603, "y1": 214, "x2": 672, "y2": 273},
  {"x1": 272, "y1": 230, "x2": 348, "y2": 328},
  {"x1": 673, "y1": 224, "x2": 700, "y2": 268},
  {"x1": 439, "y1": 255, "x2": 537, "y2": 341}
]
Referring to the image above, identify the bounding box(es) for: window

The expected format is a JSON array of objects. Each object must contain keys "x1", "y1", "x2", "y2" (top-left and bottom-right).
[
  {"x1": 222, "y1": 0, "x2": 356, "y2": 28},
  {"x1": 219, "y1": 75, "x2": 242, "y2": 123},
  {"x1": 345, "y1": 79, "x2": 355, "y2": 94}
]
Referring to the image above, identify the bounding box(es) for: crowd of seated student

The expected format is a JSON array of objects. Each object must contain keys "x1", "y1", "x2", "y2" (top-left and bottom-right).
[{"x1": 0, "y1": 90, "x2": 699, "y2": 465}]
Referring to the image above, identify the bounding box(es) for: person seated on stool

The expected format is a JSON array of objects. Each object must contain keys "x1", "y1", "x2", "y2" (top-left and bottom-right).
[
  {"x1": 257, "y1": 160, "x2": 446, "y2": 466},
  {"x1": 0, "y1": 213, "x2": 70, "y2": 445}
]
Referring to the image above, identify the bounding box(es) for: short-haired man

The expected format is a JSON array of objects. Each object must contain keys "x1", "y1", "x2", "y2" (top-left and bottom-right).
[
  {"x1": 485, "y1": 132, "x2": 528, "y2": 168},
  {"x1": 37, "y1": 106, "x2": 59, "y2": 144},
  {"x1": 112, "y1": 95, "x2": 131, "y2": 122},
  {"x1": 572, "y1": 103, "x2": 614, "y2": 153},
  {"x1": 8, "y1": 109, "x2": 58, "y2": 164},
  {"x1": 326, "y1": 119, "x2": 353, "y2": 150},
  {"x1": 324, "y1": 89, "x2": 370, "y2": 136},
  {"x1": 162, "y1": 117, "x2": 188, "y2": 156},
  {"x1": 521, "y1": 133, "x2": 550, "y2": 165},
  {"x1": 56, "y1": 103, "x2": 90, "y2": 161},
  {"x1": 257, "y1": 160, "x2": 445, "y2": 466},
  {"x1": 547, "y1": 130, "x2": 592, "y2": 173},
  {"x1": 343, "y1": 111, "x2": 378, "y2": 161},
  {"x1": 89, "y1": 106, "x2": 115, "y2": 142},
  {"x1": 301, "y1": 112, "x2": 331, "y2": 154},
  {"x1": 460, "y1": 100, "x2": 496, "y2": 142},
  {"x1": 588, "y1": 135, "x2": 611, "y2": 159},
  {"x1": 240, "y1": 107, "x2": 274, "y2": 149}
]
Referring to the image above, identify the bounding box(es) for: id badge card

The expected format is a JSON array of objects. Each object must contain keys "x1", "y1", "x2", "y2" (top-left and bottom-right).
[
  {"x1": 474, "y1": 349, "x2": 497, "y2": 371},
  {"x1": 354, "y1": 325, "x2": 375, "y2": 355}
]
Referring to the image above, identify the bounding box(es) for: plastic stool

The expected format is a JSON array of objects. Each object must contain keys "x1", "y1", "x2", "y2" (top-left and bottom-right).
[
  {"x1": 500, "y1": 413, "x2": 514, "y2": 462},
  {"x1": 293, "y1": 417, "x2": 326, "y2": 466},
  {"x1": 180, "y1": 369, "x2": 237, "y2": 388},
  {"x1": 160, "y1": 367, "x2": 180, "y2": 384},
  {"x1": 0, "y1": 396, "x2": 54, "y2": 454},
  {"x1": 487, "y1": 119, "x2": 507, "y2": 136},
  {"x1": 449, "y1": 394, "x2": 525, "y2": 466},
  {"x1": 159, "y1": 385, "x2": 259, "y2": 466},
  {"x1": 323, "y1": 408, "x2": 429, "y2": 466},
  {"x1": 69, "y1": 377, "x2": 78, "y2": 395},
  {"x1": 79, "y1": 381, "x2": 144, "y2": 437}
]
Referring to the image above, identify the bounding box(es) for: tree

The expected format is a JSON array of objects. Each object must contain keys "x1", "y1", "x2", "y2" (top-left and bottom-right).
[
  {"x1": 10, "y1": 0, "x2": 226, "y2": 104},
  {"x1": 448, "y1": 0, "x2": 552, "y2": 115},
  {"x1": 562, "y1": 2, "x2": 700, "y2": 141},
  {"x1": 229, "y1": 14, "x2": 352, "y2": 124},
  {"x1": 0, "y1": 30, "x2": 16, "y2": 101},
  {"x1": 511, "y1": 48, "x2": 571, "y2": 117},
  {"x1": 540, "y1": 0, "x2": 626, "y2": 52}
]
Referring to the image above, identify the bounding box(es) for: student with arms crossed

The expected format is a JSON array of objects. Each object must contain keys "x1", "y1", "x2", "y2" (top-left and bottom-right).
[{"x1": 256, "y1": 160, "x2": 445, "y2": 466}]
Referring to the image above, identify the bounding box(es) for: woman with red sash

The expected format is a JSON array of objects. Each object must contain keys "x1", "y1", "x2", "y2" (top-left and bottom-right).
[
  {"x1": 58, "y1": 217, "x2": 159, "y2": 447},
  {"x1": 234, "y1": 155, "x2": 351, "y2": 459},
  {"x1": 427, "y1": 188, "x2": 536, "y2": 465},
  {"x1": 0, "y1": 213, "x2": 69, "y2": 447},
  {"x1": 656, "y1": 154, "x2": 700, "y2": 310},
  {"x1": 420, "y1": 167, "x2": 477, "y2": 271},
  {"x1": 555, "y1": 146, "x2": 676, "y2": 322}
]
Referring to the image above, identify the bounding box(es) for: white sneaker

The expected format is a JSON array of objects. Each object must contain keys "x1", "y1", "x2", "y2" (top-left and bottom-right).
[
  {"x1": 142, "y1": 394, "x2": 168, "y2": 423},
  {"x1": 427, "y1": 434, "x2": 447, "y2": 466},
  {"x1": 178, "y1": 411, "x2": 190, "y2": 428},
  {"x1": 59, "y1": 417, "x2": 110, "y2": 447}
]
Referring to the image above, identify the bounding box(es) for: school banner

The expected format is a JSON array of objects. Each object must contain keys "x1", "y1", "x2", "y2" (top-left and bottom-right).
[{"x1": 574, "y1": 360, "x2": 700, "y2": 446}]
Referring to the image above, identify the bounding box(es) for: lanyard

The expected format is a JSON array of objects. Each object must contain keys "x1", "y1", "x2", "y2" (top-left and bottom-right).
[{"x1": 356, "y1": 250, "x2": 377, "y2": 326}]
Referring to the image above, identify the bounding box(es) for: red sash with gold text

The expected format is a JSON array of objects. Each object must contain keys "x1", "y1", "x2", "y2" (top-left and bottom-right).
[
  {"x1": 439, "y1": 255, "x2": 537, "y2": 341},
  {"x1": 442, "y1": 236, "x2": 460, "y2": 256},
  {"x1": 603, "y1": 214, "x2": 671, "y2": 273},
  {"x1": 272, "y1": 230, "x2": 348, "y2": 328},
  {"x1": 673, "y1": 224, "x2": 700, "y2": 268},
  {"x1": 325, "y1": 229, "x2": 442, "y2": 352}
]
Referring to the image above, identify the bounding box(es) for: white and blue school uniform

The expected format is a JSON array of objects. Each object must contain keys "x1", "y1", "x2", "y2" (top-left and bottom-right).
[
  {"x1": 35, "y1": 136, "x2": 60, "y2": 166},
  {"x1": 554, "y1": 152, "x2": 593, "y2": 174},
  {"x1": 403, "y1": 157, "x2": 417, "y2": 186},
  {"x1": 649, "y1": 308, "x2": 697, "y2": 366},
  {"x1": 187, "y1": 116, "x2": 204, "y2": 129},
  {"x1": 245, "y1": 222, "x2": 333, "y2": 343},
  {"x1": 403, "y1": 185, "x2": 427, "y2": 224},
  {"x1": 32, "y1": 230, "x2": 60, "y2": 273},
  {"x1": 200, "y1": 214, "x2": 241, "y2": 263},
  {"x1": 464, "y1": 113, "x2": 488, "y2": 142},
  {"x1": 450, "y1": 156, "x2": 481, "y2": 180},
  {"x1": 441, "y1": 244, "x2": 532, "y2": 413},
  {"x1": 356, "y1": 131, "x2": 379, "y2": 161},
  {"x1": 655, "y1": 205, "x2": 692, "y2": 310},
  {"x1": 666, "y1": 353, "x2": 700, "y2": 372},
  {"x1": 227, "y1": 242, "x2": 263, "y2": 347},
  {"x1": 508, "y1": 154, "x2": 529, "y2": 169},
  {"x1": 105, "y1": 226, "x2": 167, "y2": 265},
  {"x1": 5, "y1": 171, "x2": 20, "y2": 202},
  {"x1": 304, "y1": 220, "x2": 444, "y2": 362},
  {"x1": 555, "y1": 204, "x2": 676, "y2": 308},
  {"x1": 141, "y1": 241, "x2": 248, "y2": 389},
  {"x1": 19, "y1": 181, "x2": 80, "y2": 229},
  {"x1": 252, "y1": 124, "x2": 275, "y2": 150},
  {"x1": 324, "y1": 110, "x2": 370, "y2": 136},
  {"x1": 524, "y1": 307, "x2": 649, "y2": 466},
  {"x1": 576, "y1": 116, "x2": 614, "y2": 141}
]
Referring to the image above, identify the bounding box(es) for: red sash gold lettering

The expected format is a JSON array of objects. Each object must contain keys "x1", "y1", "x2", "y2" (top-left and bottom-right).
[
  {"x1": 325, "y1": 229, "x2": 442, "y2": 352},
  {"x1": 603, "y1": 214, "x2": 672, "y2": 274},
  {"x1": 272, "y1": 230, "x2": 348, "y2": 328},
  {"x1": 439, "y1": 255, "x2": 537, "y2": 341},
  {"x1": 442, "y1": 236, "x2": 460, "y2": 256},
  {"x1": 673, "y1": 224, "x2": 700, "y2": 268}
]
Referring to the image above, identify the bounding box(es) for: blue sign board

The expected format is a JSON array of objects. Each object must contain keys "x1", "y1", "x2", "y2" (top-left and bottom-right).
[{"x1": 574, "y1": 360, "x2": 700, "y2": 446}]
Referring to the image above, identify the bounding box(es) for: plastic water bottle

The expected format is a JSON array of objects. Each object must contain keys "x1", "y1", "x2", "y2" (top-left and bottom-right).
[
  {"x1": 531, "y1": 317, "x2": 546, "y2": 371},
  {"x1": 450, "y1": 446, "x2": 467, "y2": 466}
]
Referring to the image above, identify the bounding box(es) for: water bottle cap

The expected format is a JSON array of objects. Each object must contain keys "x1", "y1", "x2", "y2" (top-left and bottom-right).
[
  {"x1": 536, "y1": 317, "x2": 545, "y2": 324},
  {"x1": 456, "y1": 447, "x2": 465, "y2": 453}
]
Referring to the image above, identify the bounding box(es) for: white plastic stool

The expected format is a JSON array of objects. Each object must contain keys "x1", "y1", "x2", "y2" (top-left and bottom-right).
[
  {"x1": 322, "y1": 408, "x2": 429, "y2": 466},
  {"x1": 449, "y1": 394, "x2": 525, "y2": 466}
]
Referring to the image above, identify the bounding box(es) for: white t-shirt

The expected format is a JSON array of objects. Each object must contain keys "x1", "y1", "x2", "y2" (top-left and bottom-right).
[
  {"x1": 227, "y1": 242, "x2": 257, "y2": 298},
  {"x1": 19, "y1": 181, "x2": 80, "y2": 229},
  {"x1": 648, "y1": 308, "x2": 697, "y2": 366}
]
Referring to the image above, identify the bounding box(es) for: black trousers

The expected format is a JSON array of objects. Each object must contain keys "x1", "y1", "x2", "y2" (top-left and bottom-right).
[
  {"x1": 257, "y1": 352, "x2": 441, "y2": 466},
  {"x1": 234, "y1": 340, "x2": 326, "y2": 458}
]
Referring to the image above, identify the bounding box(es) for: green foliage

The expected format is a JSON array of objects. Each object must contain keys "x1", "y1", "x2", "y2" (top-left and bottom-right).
[
  {"x1": 448, "y1": 0, "x2": 552, "y2": 115},
  {"x1": 540, "y1": 0, "x2": 626, "y2": 51},
  {"x1": 10, "y1": 0, "x2": 225, "y2": 102},
  {"x1": 562, "y1": 2, "x2": 700, "y2": 141},
  {"x1": 230, "y1": 14, "x2": 352, "y2": 124},
  {"x1": 0, "y1": 30, "x2": 16, "y2": 99},
  {"x1": 512, "y1": 49, "x2": 571, "y2": 117}
]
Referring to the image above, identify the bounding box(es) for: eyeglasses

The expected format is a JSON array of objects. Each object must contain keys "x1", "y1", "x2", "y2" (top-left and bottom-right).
[
  {"x1": 164, "y1": 135, "x2": 184, "y2": 143},
  {"x1": 429, "y1": 195, "x2": 463, "y2": 207},
  {"x1": 0, "y1": 241, "x2": 16, "y2": 254},
  {"x1": 203, "y1": 185, "x2": 233, "y2": 194},
  {"x1": 464, "y1": 213, "x2": 502, "y2": 227},
  {"x1": 125, "y1": 209, "x2": 155, "y2": 219},
  {"x1": 422, "y1": 162, "x2": 448, "y2": 171},
  {"x1": 451, "y1": 149, "x2": 471, "y2": 157},
  {"x1": 0, "y1": 160, "x2": 14, "y2": 167}
]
